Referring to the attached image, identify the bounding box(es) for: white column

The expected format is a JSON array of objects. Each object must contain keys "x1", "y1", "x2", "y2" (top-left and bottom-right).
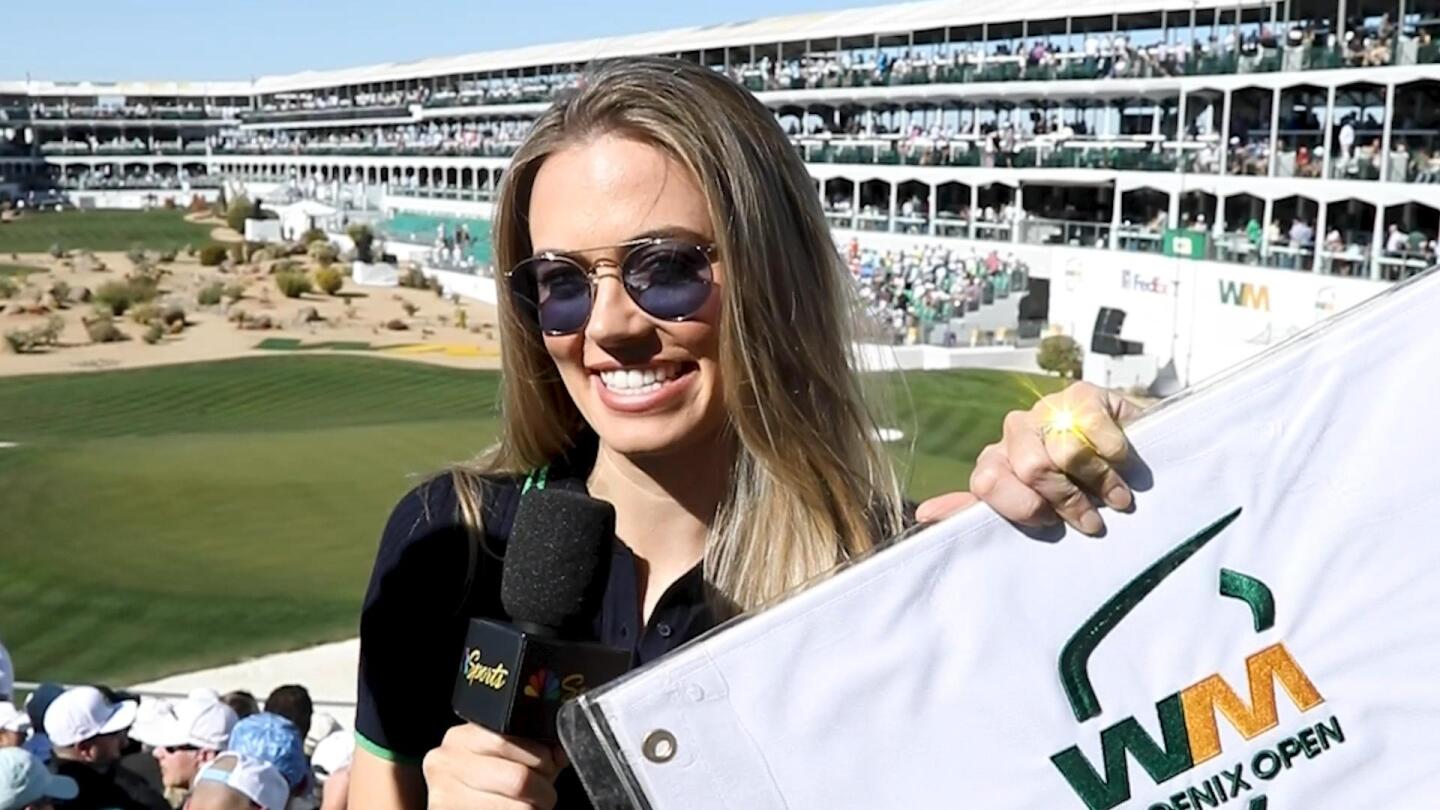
[
  {"x1": 888, "y1": 183, "x2": 898, "y2": 232},
  {"x1": 1262, "y1": 195, "x2": 1275, "y2": 261},
  {"x1": 1321, "y1": 84, "x2": 1337, "y2": 180},
  {"x1": 1110, "y1": 183, "x2": 1124, "y2": 249},
  {"x1": 1168, "y1": 189, "x2": 1181, "y2": 229},
  {"x1": 970, "y1": 183, "x2": 979, "y2": 237},
  {"x1": 928, "y1": 183, "x2": 937, "y2": 235},
  {"x1": 1267, "y1": 86, "x2": 1282, "y2": 177},
  {"x1": 1379, "y1": 82, "x2": 1395, "y2": 181},
  {"x1": 1372, "y1": 209, "x2": 1385, "y2": 280},
  {"x1": 851, "y1": 183, "x2": 859, "y2": 229},
  {"x1": 1219, "y1": 90, "x2": 1234, "y2": 175},
  {"x1": 1313, "y1": 202, "x2": 1329, "y2": 273},
  {"x1": 1175, "y1": 90, "x2": 1189, "y2": 171}
]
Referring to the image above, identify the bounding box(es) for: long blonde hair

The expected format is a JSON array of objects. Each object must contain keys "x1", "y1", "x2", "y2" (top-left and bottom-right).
[{"x1": 451, "y1": 56, "x2": 904, "y2": 612}]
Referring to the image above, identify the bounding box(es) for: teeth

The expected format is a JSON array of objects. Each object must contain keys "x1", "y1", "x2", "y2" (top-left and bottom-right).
[{"x1": 598, "y1": 365, "x2": 682, "y2": 394}]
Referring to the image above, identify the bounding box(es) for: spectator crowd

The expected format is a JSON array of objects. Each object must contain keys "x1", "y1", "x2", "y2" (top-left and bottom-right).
[
  {"x1": 842, "y1": 238, "x2": 1031, "y2": 346},
  {"x1": 0, "y1": 641, "x2": 352, "y2": 810}
]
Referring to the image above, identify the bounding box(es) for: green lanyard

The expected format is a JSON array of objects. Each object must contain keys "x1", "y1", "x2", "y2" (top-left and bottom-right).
[{"x1": 521, "y1": 464, "x2": 550, "y2": 494}]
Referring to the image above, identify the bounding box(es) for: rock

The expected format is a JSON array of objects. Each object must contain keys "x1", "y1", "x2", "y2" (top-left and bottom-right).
[
  {"x1": 42, "y1": 293, "x2": 61, "y2": 311},
  {"x1": 293, "y1": 306, "x2": 321, "y2": 325},
  {"x1": 167, "y1": 320, "x2": 185, "y2": 335},
  {"x1": 75, "y1": 287, "x2": 91, "y2": 303}
]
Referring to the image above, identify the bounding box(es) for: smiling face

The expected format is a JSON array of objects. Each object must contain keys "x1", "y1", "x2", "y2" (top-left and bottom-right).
[{"x1": 524, "y1": 133, "x2": 727, "y2": 459}]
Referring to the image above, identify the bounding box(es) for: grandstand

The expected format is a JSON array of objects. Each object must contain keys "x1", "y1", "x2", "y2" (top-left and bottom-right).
[{"x1": 2, "y1": 0, "x2": 1438, "y2": 386}]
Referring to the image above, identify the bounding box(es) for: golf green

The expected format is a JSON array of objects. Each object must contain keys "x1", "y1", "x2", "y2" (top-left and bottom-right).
[
  {"x1": 0, "y1": 209, "x2": 213, "y2": 254},
  {"x1": 0, "y1": 356, "x2": 1062, "y2": 685}
]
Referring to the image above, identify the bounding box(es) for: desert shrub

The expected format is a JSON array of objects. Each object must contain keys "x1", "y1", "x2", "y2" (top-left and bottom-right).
[
  {"x1": 127, "y1": 246, "x2": 147, "y2": 266},
  {"x1": 198, "y1": 244, "x2": 227, "y2": 266},
  {"x1": 307, "y1": 240, "x2": 339, "y2": 266},
  {"x1": 225, "y1": 195, "x2": 252, "y2": 233},
  {"x1": 161, "y1": 305, "x2": 186, "y2": 327},
  {"x1": 222, "y1": 282, "x2": 246, "y2": 301},
  {"x1": 400, "y1": 301, "x2": 419, "y2": 317},
  {"x1": 313, "y1": 266, "x2": 344, "y2": 296},
  {"x1": 50, "y1": 281, "x2": 71, "y2": 304},
  {"x1": 300, "y1": 228, "x2": 327, "y2": 244},
  {"x1": 49, "y1": 243, "x2": 64, "y2": 259},
  {"x1": 184, "y1": 243, "x2": 197, "y2": 257},
  {"x1": 346, "y1": 224, "x2": 376, "y2": 262},
  {"x1": 94, "y1": 280, "x2": 138, "y2": 316},
  {"x1": 398, "y1": 266, "x2": 428, "y2": 289},
  {"x1": 1037, "y1": 335, "x2": 1082, "y2": 379},
  {"x1": 162, "y1": 197, "x2": 177, "y2": 210},
  {"x1": 143, "y1": 322, "x2": 165, "y2": 344},
  {"x1": 384, "y1": 318, "x2": 408, "y2": 331},
  {"x1": 0, "y1": 278, "x2": 16, "y2": 299},
  {"x1": 3, "y1": 330, "x2": 29, "y2": 353},
  {"x1": 274, "y1": 271, "x2": 313, "y2": 299},
  {"x1": 188, "y1": 196, "x2": 209, "y2": 213},
  {"x1": 456, "y1": 308, "x2": 468, "y2": 330},
  {"x1": 129, "y1": 302, "x2": 162, "y2": 325},
  {"x1": 228, "y1": 243, "x2": 244, "y2": 264},
  {"x1": 428, "y1": 275, "x2": 445, "y2": 296},
  {"x1": 86, "y1": 314, "x2": 125, "y2": 344},
  {"x1": 197, "y1": 282, "x2": 225, "y2": 306},
  {"x1": 127, "y1": 272, "x2": 161, "y2": 303},
  {"x1": 272, "y1": 259, "x2": 302, "y2": 275},
  {"x1": 157, "y1": 249, "x2": 178, "y2": 263}
]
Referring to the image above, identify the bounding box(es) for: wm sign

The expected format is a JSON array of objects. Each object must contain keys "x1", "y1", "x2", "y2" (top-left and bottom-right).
[{"x1": 1219, "y1": 280, "x2": 1271, "y2": 311}]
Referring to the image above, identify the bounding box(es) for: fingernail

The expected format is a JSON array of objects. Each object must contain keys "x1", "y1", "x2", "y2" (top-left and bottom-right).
[
  {"x1": 1079, "y1": 510, "x2": 1104, "y2": 535},
  {"x1": 915, "y1": 502, "x2": 938, "y2": 523},
  {"x1": 1105, "y1": 484, "x2": 1132, "y2": 511}
]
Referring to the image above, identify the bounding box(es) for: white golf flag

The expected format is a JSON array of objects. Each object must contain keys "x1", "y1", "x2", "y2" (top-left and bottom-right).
[{"x1": 561, "y1": 269, "x2": 1440, "y2": 810}]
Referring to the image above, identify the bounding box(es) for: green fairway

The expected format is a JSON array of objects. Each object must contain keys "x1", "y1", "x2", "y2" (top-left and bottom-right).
[
  {"x1": 0, "y1": 356, "x2": 1061, "y2": 686},
  {"x1": 0, "y1": 263, "x2": 45, "y2": 277},
  {"x1": 0, "y1": 209, "x2": 212, "y2": 253}
]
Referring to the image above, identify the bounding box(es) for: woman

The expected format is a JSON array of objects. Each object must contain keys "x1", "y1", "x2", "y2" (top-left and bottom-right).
[{"x1": 353, "y1": 57, "x2": 1137, "y2": 810}]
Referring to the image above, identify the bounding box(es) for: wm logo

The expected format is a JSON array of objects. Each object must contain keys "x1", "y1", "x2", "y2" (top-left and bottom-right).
[
  {"x1": 1219, "y1": 280, "x2": 1270, "y2": 311},
  {"x1": 1049, "y1": 509, "x2": 1329, "y2": 810}
]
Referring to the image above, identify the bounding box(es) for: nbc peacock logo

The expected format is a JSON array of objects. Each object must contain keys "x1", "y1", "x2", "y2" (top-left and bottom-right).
[
  {"x1": 524, "y1": 669, "x2": 562, "y2": 702},
  {"x1": 523, "y1": 668, "x2": 588, "y2": 703}
]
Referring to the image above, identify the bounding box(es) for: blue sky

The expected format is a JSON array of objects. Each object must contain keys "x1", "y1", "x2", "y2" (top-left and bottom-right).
[{"x1": 4, "y1": 0, "x2": 889, "y2": 82}]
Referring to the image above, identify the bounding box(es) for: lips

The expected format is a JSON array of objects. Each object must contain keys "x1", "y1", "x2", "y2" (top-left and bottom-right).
[{"x1": 589, "y1": 361, "x2": 699, "y2": 413}]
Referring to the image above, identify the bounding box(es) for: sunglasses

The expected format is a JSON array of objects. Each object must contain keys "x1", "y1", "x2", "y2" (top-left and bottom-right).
[
  {"x1": 507, "y1": 236, "x2": 717, "y2": 336},
  {"x1": 161, "y1": 744, "x2": 200, "y2": 754}
]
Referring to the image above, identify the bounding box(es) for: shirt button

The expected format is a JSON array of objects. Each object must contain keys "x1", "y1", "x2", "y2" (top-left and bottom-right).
[
  {"x1": 657, "y1": 622, "x2": 673, "y2": 638},
  {"x1": 619, "y1": 625, "x2": 630, "y2": 639}
]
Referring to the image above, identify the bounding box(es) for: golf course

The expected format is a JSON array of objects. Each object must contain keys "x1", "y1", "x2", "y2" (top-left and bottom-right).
[{"x1": 0, "y1": 355, "x2": 1062, "y2": 686}]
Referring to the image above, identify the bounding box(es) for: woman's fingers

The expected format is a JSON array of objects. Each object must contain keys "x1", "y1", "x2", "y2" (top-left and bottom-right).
[
  {"x1": 1003, "y1": 412, "x2": 1103, "y2": 534},
  {"x1": 970, "y1": 442, "x2": 1060, "y2": 529},
  {"x1": 444, "y1": 724, "x2": 560, "y2": 779},
  {"x1": 914, "y1": 491, "x2": 979, "y2": 524}
]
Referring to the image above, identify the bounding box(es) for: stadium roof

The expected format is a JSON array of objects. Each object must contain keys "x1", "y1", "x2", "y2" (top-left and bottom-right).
[{"x1": 2, "y1": 0, "x2": 1270, "y2": 97}]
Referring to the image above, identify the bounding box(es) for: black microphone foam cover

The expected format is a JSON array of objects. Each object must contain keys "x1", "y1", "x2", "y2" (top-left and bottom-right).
[{"x1": 501, "y1": 488, "x2": 615, "y2": 631}]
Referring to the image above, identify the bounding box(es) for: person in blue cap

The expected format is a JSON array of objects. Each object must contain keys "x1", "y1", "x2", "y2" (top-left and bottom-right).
[
  {"x1": 0, "y1": 748, "x2": 78, "y2": 810},
  {"x1": 226, "y1": 714, "x2": 311, "y2": 809}
]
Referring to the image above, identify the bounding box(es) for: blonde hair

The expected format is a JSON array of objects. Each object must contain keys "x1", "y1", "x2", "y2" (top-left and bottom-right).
[{"x1": 451, "y1": 56, "x2": 904, "y2": 611}]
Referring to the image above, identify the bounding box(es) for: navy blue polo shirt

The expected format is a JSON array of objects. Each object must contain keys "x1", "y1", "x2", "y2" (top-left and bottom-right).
[{"x1": 355, "y1": 434, "x2": 713, "y2": 808}]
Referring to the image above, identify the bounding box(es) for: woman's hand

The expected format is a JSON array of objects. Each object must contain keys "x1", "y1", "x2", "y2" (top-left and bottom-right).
[
  {"x1": 916, "y1": 382, "x2": 1140, "y2": 535},
  {"x1": 423, "y1": 724, "x2": 567, "y2": 810}
]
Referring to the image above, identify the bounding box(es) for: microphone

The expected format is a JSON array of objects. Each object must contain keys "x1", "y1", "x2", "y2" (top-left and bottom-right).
[{"x1": 451, "y1": 488, "x2": 634, "y2": 742}]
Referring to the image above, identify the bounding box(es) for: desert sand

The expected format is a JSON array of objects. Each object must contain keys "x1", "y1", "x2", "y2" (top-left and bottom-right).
[{"x1": 0, "y1": 248, "x2": 503, "y2": 376}]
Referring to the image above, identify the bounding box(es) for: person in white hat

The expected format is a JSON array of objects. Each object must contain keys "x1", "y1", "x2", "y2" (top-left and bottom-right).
[
  {"x1": 0, "y1": 748, "x2": 78, "y2": 810},
  {"x1": 183, "y1": 753, "x2": 287, "y2": 810},
  {"x1": 43, "y1": 687, "x2": 167, "y2": 810},
  {"x1": 150, "y1": 696, "x2": 238, "y2": 794},
  {"x1": 0, "y1": 705, "x2": 30, "y2": 750}
]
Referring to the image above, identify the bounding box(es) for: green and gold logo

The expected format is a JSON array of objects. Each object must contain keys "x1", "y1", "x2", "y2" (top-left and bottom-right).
[
  {"x1": 462, "y1": 648, "x2": 511, "y2": 690},
  {"x1": 1051, "y1": 508, "x2": 1345, "y2": 810}
]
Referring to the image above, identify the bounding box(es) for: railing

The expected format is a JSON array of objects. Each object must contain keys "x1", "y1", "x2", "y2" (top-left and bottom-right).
[
  {"x1": 240, "y1": 105, "x2": 412, "y2": 125},
  {"x1": 213, "y1": 143, "x2": 521, "y2": 158},
  {"x1": 388, "y1": 186, "x2": 495, "y2": 202},
  {"x1": 12, "y1": 681, "x2": 356, "y2": 717}
]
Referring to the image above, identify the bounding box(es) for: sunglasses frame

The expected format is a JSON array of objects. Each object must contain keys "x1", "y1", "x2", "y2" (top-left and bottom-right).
[{"x1": 506, "y1": 236, "x2": 718, "y2": 336}]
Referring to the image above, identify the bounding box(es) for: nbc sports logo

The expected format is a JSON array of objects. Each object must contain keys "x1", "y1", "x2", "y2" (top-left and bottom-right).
[{"x1": 524, "y1": 668, "x2": 588, "y2": 703}]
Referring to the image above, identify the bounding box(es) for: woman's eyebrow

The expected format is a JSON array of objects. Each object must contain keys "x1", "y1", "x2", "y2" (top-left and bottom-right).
[{"x1": 532, "y1": 226, "x2": 713, "y2": 255}]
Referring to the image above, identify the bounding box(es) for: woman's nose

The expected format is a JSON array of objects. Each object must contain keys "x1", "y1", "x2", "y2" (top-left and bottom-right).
[{"x1": 584, "y1": 267, "x2": 650, "y2": 343}]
